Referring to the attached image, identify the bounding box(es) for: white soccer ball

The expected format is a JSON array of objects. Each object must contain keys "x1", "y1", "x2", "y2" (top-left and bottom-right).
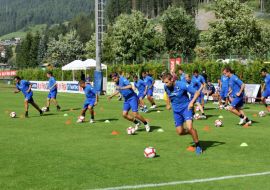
[
  {"x1": 195, "y1": 106, "x2": 200, "y2": 112},
  {"x1": 10, "y1": 112, "x2": 16, "y2": 118},
  {"x1": 215, "y1": 119, "x2": 223, "y2": 127},
  {"x1": 219, "y1": 105, "x2": 224, "y2": 110},
  {"x1": 76, "y1": 116, "x2": 85, "y2": 123},
  {"x1": 259, "y1": 111, "x2": 266, "y2": 117},
  {"x1": 144, "y1": 147, "x2": 156, "y2": 158},
  {"x1": 126, "y1": 127, "x2": 135, "y2": 135},
  {"x1": 41, "y1": 107, "x2": 47, "y2": 112},
  {"x1": 194, "y1": 113, "x2": 200, "y2": 120}
]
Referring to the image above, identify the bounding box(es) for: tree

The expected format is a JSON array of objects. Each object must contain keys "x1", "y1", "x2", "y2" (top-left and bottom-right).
[
  {"x1": 202, "y1": 0, "x2": 270, "y2": 57},
  {"x1": 161, "y1": 6, "x2": 199, "y2": 58},
  {"x1": 45, "y1": 30, "x2": 84, "y2": 66}
]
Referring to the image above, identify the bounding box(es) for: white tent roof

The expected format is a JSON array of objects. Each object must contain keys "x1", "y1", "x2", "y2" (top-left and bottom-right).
[{"x1": 61, "y1": 59, "x2": 107, "y2": 71}]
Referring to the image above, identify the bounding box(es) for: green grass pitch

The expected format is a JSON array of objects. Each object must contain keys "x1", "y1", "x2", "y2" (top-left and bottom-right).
[{"x1": 1, "y1": 84, "x2": 270, "y2": 190}]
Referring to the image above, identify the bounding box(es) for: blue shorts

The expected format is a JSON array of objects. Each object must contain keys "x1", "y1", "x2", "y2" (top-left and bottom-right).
[
  {"x1": 262, "y1": 90, "x2": 270, "y2": 98},
  {"x1": 231, "y1": 96, "x2": 244, "y2": 109},
  {"x1": 48, "y1": 90, "x2": 57, "y2": 99},
  {"x1": 83, "y1": 99, "x2": 96, "y2": 109},
  {"x1": 123, "y1": 96, "x2": 138, "y2": 112},
  {"x1": 220, "y1": 88, "x2": 229, "y2": 100},
  {"x1": 138, "y1": 92, "x2": 146, "y2": 99},
  {"x1": 173, "y1": 108, "x2": 193, "y2": 127},
  {"x1": 147, "y1": 88, "x2": 153, "y2": 96},
  {"x1": 196, "y1": 92, "x2": 204, "y2": 104},
  {"x1": 25, "y1": 95, "x2": 34, "y2": 102}
]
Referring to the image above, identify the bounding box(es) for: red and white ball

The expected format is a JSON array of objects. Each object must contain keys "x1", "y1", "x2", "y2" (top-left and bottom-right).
[
  {"x1": 126, "y1": 127, "x2": 135, "y2": 135},
  {"x1": 144, "y1": 147, "x2": 156, "y2": 158},
  {"x1": 76, "y1": 116, "x2": 85, "y2": 123},
  {"x1": 215, "y1": 119, "x2": 223, "y2": 127},
  {"x1": 219, "y1": 105, "x2": 224, "y2": 110},
  {"x1": 259, "y1": 111, "x2": 266, "y2": 117},
  {"x1": 10, "y1": 112, "x2": 16, "y2": 118},
  {"x1": 194, "y1": 113, "x2": 200, "y2": 120}
]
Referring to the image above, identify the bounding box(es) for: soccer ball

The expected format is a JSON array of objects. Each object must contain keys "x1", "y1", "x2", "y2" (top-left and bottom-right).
[
  {"x1": 76, "y1": 116, "x2": 85, "y2": 123},
  {"x1": 259, "y1": 111, "x2": 266, "y2": 117},
  {"x1": 195, "y1": 106, "x2": 200, "y2": 112},
  {"x1": 219, "y1": 105, "x2": 224, "y2": 110},
  {"x1": 41, "y1": 107, "x2": 47, "y2": 112},
  {"x1": 194, "y1": 113, "x2": 200, "y2": 120},
  {"x1": 144, "y1": 147, "x2": 156, "y2": 158},
  {"x1": 215, "y1": 119, "x2": 223, "y2": 127},
  {"x1": 127, "y1": 127, "x2": 135, "y2": 135},
  {"x1": 10, "y1": 112, "x2": 16, "y2": 118}
]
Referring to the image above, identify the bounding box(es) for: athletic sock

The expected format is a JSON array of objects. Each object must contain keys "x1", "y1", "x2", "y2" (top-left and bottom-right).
[
  {"x1": 195, "y1": 142, "x2": 201, "y2": 147},
  {"x1": 133, "y1": 119, "x2": 139, "y2": 124},
  {"x1": 239, "y1": 114, "x2": 244, "y2": 119},
  {"x1": 265, "y1": 104, "x2": 268, "y2": 107},
  {"x1": 246, "y1": 117, "x2": 250, "y2": 122},
  {"x1": 143, "y1": 121, "x2": 148, "y2": 125},
  {"x1": 91, "y1": 115, "x2": 94, "y2": 120},
  {"x1": 202, "y1": 113, "x2": 205, "y2": 116}
]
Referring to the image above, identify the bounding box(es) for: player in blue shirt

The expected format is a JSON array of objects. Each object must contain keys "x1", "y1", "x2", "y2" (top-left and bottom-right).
[
  {"x1": 163, "y1": 73, "x2": 202, "y2": 155},
  {"x1": 46, "y1": 71, "x2": 61, "y2": 112},
  {"x1": 223, "y1": 67, "x2": 252, "y2": 125},
  {"x1": 178, "y1": 68, "x2": 186, "y2": 82},
  {"x1": 261, "y1": 68, "x2": 270, "y2": 112},
  {"x1": 108, "y1": 73, "x2": 150, "y2": 132},
  {"x1": 133, "y1": 75, "x2": 148, "y2": 112},
  {"x1": 78, "y1": 80, "x2": 98, "y2": 123},
  {"x1": 14, "y1": 76, "x2": 43, "y2": 117},
  {"x1": 191, "y1": 70, "x2": 206, "y2": 118},
  {"x1": 142, "y1": 71, "x2": 157, "y2": 109},
  {"x1": 219, "y1": 74, "x2": 230, "y2": 108}
]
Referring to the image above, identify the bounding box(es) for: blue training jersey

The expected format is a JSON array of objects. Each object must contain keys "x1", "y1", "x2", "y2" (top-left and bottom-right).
[
  {"x1": 16, "y1": 80, "x2": 32, "y2": 97},
  {"x1": 221, "y1": 75, "x2": 229, "y2": 90},
  {"x1": 48, "y1": 77, "x2": 57, "y2": 91},
  {"x1": 118, "y1": 76, "x2": 136, "y2": 99},
  {"x1": 164, "y1": 81, "x2": 196, "y2": 112},
  {"x1": 191, "y1": 75, "x2": 205, "y2": 91},
  {"x1": 264, "y1": 74, "x2": 270, "y2": 91},
  {"x1": 229, "y1": 74, "x2": 244, "y2": 97},
  {"x1": 144, "y1": 75, "x2": 154, "y2": 89},
  {"x1": 134, "y1": 79, "x2": 146, "y2": 94},
  {"x1": 179, "y1": 73, "x2": 186, "y2": 82},
  {"x1": 84, "y1": 84, "x2": 96, "y2": 99}
]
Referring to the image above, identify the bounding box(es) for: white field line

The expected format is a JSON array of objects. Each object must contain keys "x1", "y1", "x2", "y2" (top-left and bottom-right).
[{"x1": 90, "y1": 171, "x2": 270, "y2": 190}]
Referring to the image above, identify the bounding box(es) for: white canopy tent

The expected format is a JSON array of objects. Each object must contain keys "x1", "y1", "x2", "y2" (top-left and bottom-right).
[{"x1": 61, "y1": 59, "x2": 107, "y2": 81}]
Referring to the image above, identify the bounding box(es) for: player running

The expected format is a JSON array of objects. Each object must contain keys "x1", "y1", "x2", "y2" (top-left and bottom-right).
[
  {"x1": 191, "y1": 71, "x2": 206, "y2": 118},
  {"x1": 142, "y1": 71, "x2": 157, "y2": 109},
  {"x1": 223, "y1": 67, "x2": 252, "y2": 125},
  {"x1": 77, "y1": 80, "x2": 98, "y2": 123},
  {"x1": 46, "y1": 71, "x2": 61, "y2": 112},
  {"x1": 14, "y1": 76, "x2": 43, "y2": 117},
  {"x1": 133, "y1": 75, "x2": 148, "y2": 112},
  {"x1": 163, "y1": 73, "x2": 203, "y2": 155},
  {"x1": 108, "y1": 73, "x2": 150, "y2": 132},
  {"x1": 219, "y1": 73, "x2": 230, "y2": 108},
  {"x1": 261, "y1": 68, "x2": 270, "y2": 112}
]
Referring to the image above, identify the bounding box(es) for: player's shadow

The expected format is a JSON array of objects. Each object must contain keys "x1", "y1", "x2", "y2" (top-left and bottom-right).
[
  {"x1": 145, "y1": 109, "x2": 164, "y2": 113},
  {"x1": 157, "y1": 105, "x2": 166, "y2": 108},
  {"x1": 198, "y1": 140, "x2": 226, "y2": 151},
  {"x1": 205, "y1": 114, "x2": 219, "y2": 118},
  {"x1": 31, "y1": 113, "x2": 56, "y2": 117},
  {"x1": 137, "y1": 125, "x2": 161, "y2": 132},
  {"x1": 61, "y1": 108, "x2": 81, "y2": 112},
  {"x1": 204, "y1": 107, "x2": 216, "y2": 111},
  {"x1": 95, "y1": 118, "x2": 119, "y2": 122}
]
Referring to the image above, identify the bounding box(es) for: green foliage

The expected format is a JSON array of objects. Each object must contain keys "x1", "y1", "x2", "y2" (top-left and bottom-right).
[{"x1": 161, "y1": 6, "x2": 199, "y2": 57}]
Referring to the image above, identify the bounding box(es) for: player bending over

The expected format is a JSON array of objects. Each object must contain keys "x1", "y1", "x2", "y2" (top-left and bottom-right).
[
  {"x1": 46, "y1": 71, "x2": 61, "y2": 112},
  {"x1": 223, "y1": 67, "x2": 252, "y2": 125},
  {"x1": 108, "y1": 73, "x2": 150, "y2": 132},
  {"x1": 163, "y1": 73, "x2": 203, "y2": 155},
  {"x1": 14, "y1": 76, "x2": 43, "y2": 117},
  {"x1": 78, "y1": 80, "x2": 98, "y2": 123},
  {"x1": 261, "y1": 68, "x2": 270, "y2": 112}
]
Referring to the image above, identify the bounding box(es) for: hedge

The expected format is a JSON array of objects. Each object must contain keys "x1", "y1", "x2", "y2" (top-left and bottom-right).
[{"x1": 16, "y1": 60, "x2": 270, "y2": 84}]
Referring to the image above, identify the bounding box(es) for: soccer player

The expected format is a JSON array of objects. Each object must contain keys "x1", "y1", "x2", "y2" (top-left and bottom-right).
[
  {"x1": 163, "y1": 73, "x2": 203, "y2": 155},
  {"x1": 46, "y1": 71, "x2": 61, "y2": 112},
  {"x1": 142, "y1": 71, "x2": 157, "y2": 109},
  {"x1": 108, "y1": 73, "x2": 150, "y2": 132},
  {"x1": 178, "y1": 68, "x2": 186, "y2": 82},
  {"x1": 219, "y1": 73, "x2": 230, "y2": 108},
  {"x1": 261, "y1": 68, "x2": 270, "y2": 112},
  {"x1": 14, "y1": 76, "x2": 43, "y2": 117},
  {"x1": 78, "y1": 80, "x2": 98, "y2": 123},
  {"x1": 223, "y1": 67, "x2": 252, "y2": 125},
  {"x1": 191, "y1": 70, "x2": 206, "y2": 118},
  {"x1": 133, "y1": 75, "x2": 148, "y2": 112}
]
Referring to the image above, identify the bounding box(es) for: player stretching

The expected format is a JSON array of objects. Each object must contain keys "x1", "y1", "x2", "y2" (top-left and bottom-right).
[
  {"x1": 219, "y1": 73, "x2": 229, "y2": 108},
  {"x1": 14, "y1": 76, "x2": 43, "y2": 117},
  {"x1": 78, "y1": 80, "x2": 98, "y2": 123},
  {"x1": 163, "y1": 73, "x2": 202, "y2": 155},
  {"x1": 142, "y1": 71, "x2": 157, "y2": 109},
  {"x1": 46, "y1": 71, "x2": 61, "y2": 112},
  {"x1": 223, "y1": 67, "x2": 252, "y2": 125},
  {"x1": 261, "y1": 68, "x2": 270, "y2": 112},
  {"x1": 133, "y1": 75, "x2": 148, "y2": 112},
  {"x1": 108, "y1": 73, "x2": 150, "y2": 132}
]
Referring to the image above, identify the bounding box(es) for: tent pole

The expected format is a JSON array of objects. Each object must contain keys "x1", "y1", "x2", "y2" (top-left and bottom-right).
[
  {"x1": 62, "y1": 70, "x2": 64, "y2": 81},
  {"x1": 72, "y1": 70, "x2": 75, "y2": 81}
]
